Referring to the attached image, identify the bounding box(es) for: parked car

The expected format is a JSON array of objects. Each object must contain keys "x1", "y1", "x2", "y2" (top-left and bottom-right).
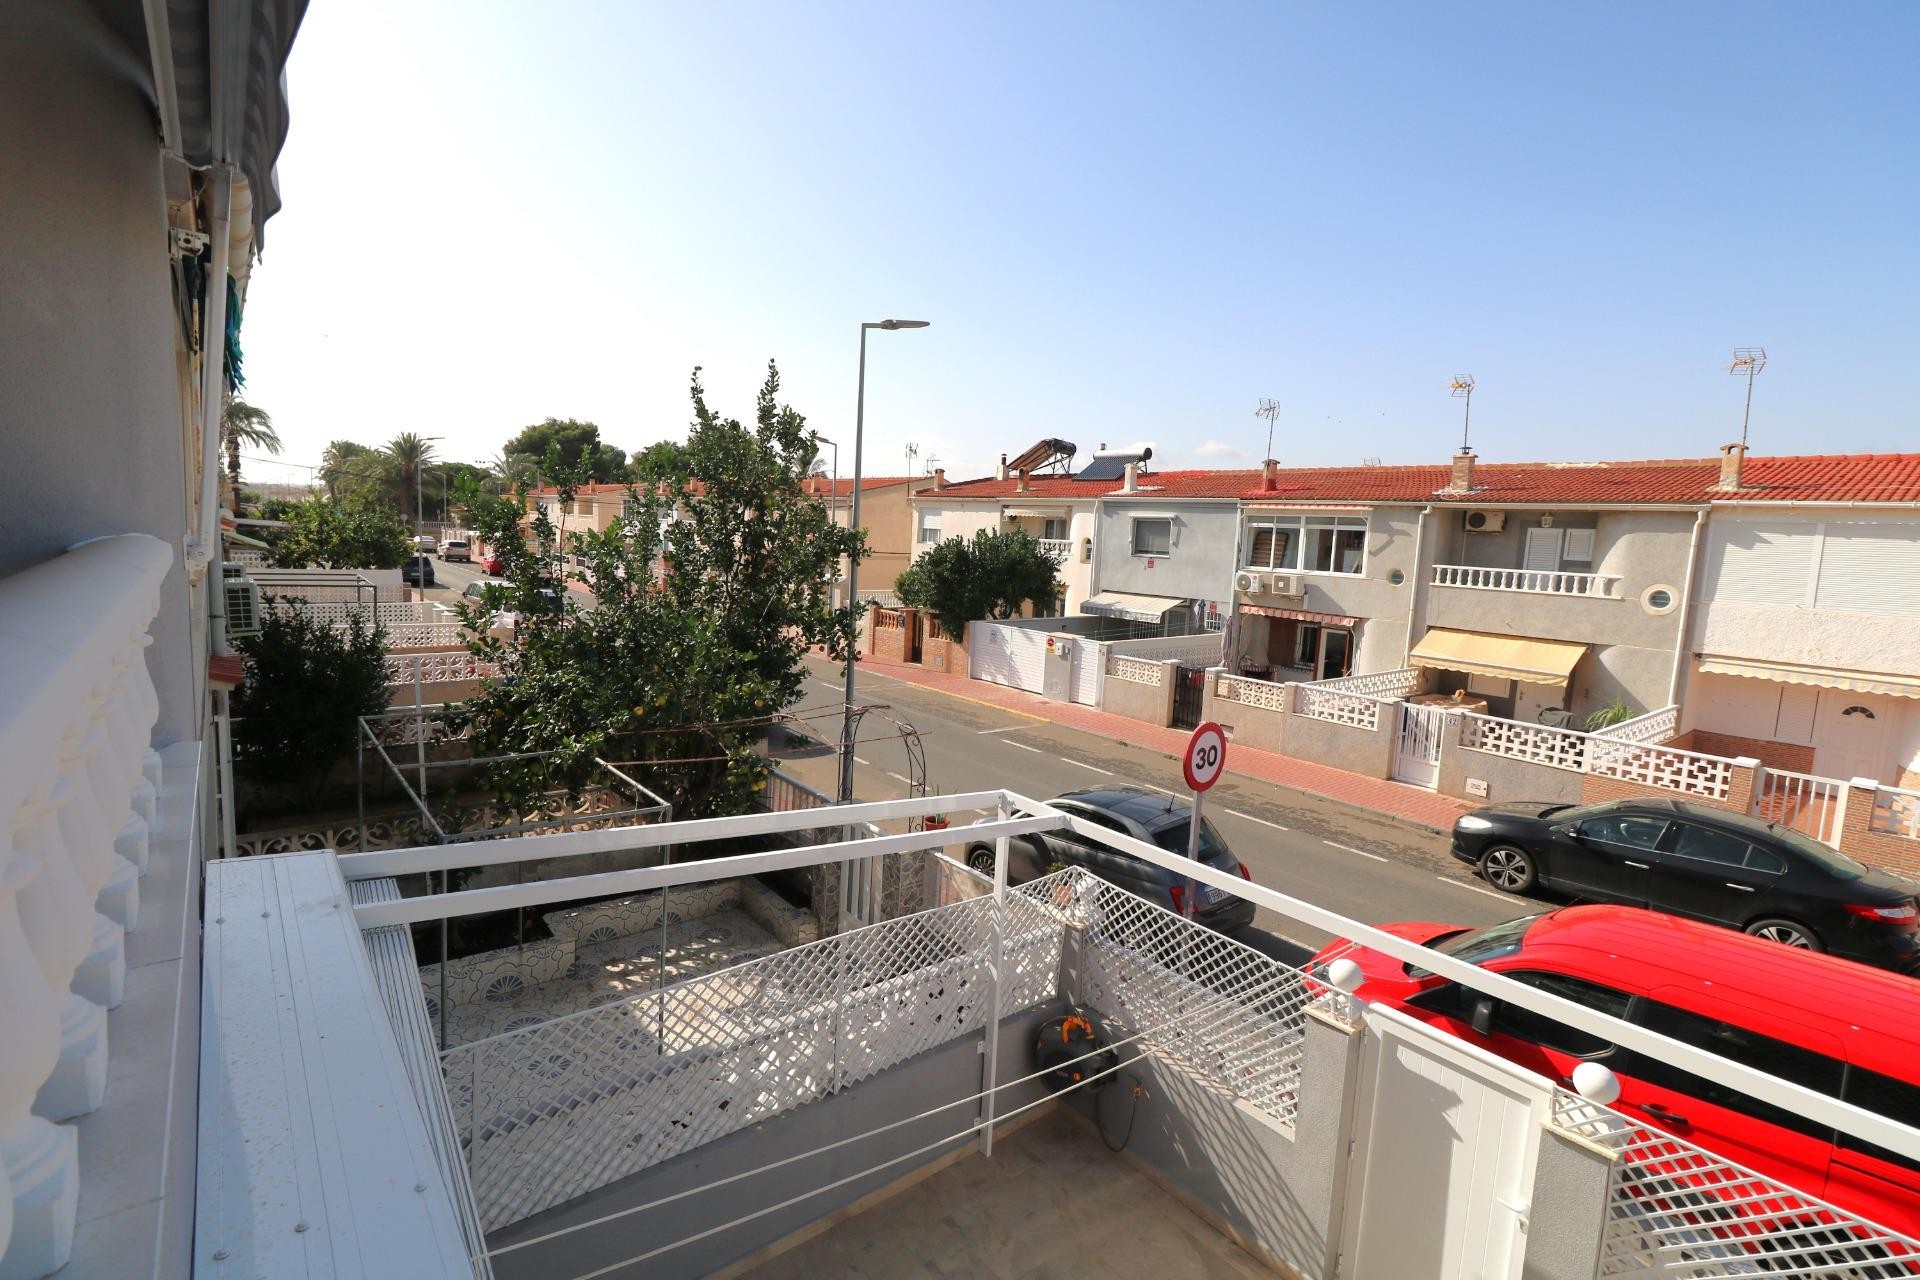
[
  {"x1": 482, "y1": 554, "x2": 503, "y2": 575},
  {"x1": 460, "y1": 578, "x2": 513, "y2": 606},
  {"x1": 401, "y1": 554, "x2": 435, "y2": 588},
  {"x1": 963, "y1": 786, "x2": 1256, "y2": 933},
  {"x1": 1448, "y1": 796, "x2": 1920, "y2": 971},
  {"x1": 1309, "y1": 904, "x2": 1920, "y2": 1240},
  {"x1": 411, "y1": 534, "x2": 438, "y2": 554},
  {"x1": 441, "y1": 539, "x2": 471, "y2": 563}
]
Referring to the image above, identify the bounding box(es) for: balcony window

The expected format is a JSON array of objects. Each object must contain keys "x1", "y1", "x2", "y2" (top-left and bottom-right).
[
  {"x1": 1246, "y1": 514, "x2": 1367, "y2": 575},
  {"x1": 917, "y1": 513, "x2": 941, "y2": 544},
  {"x1": 1132, "y1": 517, "x2": 1173, "y2": 556},
  {"x1": 1042, "y1": 517, "x2": 1068, "y2": 541}
]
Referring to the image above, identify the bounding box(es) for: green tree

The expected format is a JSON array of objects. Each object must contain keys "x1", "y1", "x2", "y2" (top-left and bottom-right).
[
  {"x1": 270, "y1": 495, "x2": 412, "y2": 570},
  {"x1": 630, "y1": 439, "x2": 690, "y2": 483},
  {"x1": 385, "y1": 432, "x2": 439, "y2": 524},
  {"x1": 221, "y1": 398, "x2": 281, "y2": 492},
  {"x1": 230, "y1": 604, "x2": 390, "y2": 812},
  {"x1": 501, "y1": 418, "x2": 627, "y2": 484},
  {"x1": 896, "y1": 529, "x2": 1064, "y2": 629},
  {"x1": 455, "y1": 363, "x2": 861, "y2": 820},
  {"x1": 319, "y1": 440, "x2": 373, "y2": 501}
]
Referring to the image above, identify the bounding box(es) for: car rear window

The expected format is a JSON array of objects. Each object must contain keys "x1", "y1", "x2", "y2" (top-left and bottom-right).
[{"x1": 1150, "y1": 818, "x2": 1236, "y2": 869}]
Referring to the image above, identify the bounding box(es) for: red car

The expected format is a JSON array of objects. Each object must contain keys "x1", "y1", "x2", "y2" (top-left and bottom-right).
[
  {"x1": 1311, "y1": 905, "x2": 1920, "y2": 1241},
  {"x1": 482, "y1": 554, "x2": 503, "y2": 575}
]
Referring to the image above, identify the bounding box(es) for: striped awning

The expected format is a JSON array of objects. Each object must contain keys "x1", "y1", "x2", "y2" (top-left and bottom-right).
[
  {"x1": 1697, "y1": 655, "x2": 1920, "y2": 700},
  {"x1": 1080, "y1": 591, "x2": 1187, "y2": 623},
  {"x1": 1241, "y1": 604, "x2": 1359, "y2": 627},
  {"x1": 1409, "y1": 628, "x2": 1588, "y2": 688}
]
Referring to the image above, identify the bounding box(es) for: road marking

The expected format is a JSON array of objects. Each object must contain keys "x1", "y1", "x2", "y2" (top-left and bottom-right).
[
  {"x1": 1224, "y1": 809, "x2": 1289, "y2": 832},
  {"x1": 1059, "y1": 757, "x2": 1114, "y2": 776},
  {"x1": 885, "y1": 770, "x2": 912, "y2": 785},
  {"x1": 852, "y1": 755, "x2": 871, "y2": 766},
  {"x1": 1323, "y1": 840, "x2": 1389, "y2": 863},
  {"x1": 1003, "y1": 740, "x2": 1045, "y2": 754},
  {"x1": 1136, "y1": 783, "x2": 1179, "y2": 796},
  {"x1": 1436, "y1": 875, "x2": 1516, "y2": 903},
  {"x1": 811, "y1": 679, "x2": 842, "y2": 692},
  {"x1": 975, "y1": 725, "x2": 1024, "y2": 735}
]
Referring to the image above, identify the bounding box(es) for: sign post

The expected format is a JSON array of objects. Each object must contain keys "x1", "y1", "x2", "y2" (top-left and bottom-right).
[{"x1": 1180, "y1": 721, "x2": 1228, "y2": 921}]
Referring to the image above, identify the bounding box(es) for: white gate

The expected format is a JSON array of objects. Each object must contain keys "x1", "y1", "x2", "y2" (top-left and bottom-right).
[
  {"x1": 1392, "y1": 702, "x2": 1447, "y2": 788},
  {"x1": 968, "y1": 622, "x2": 1050, "y2": 693},
  {"x1": 1339, "y1": 1006, "x2": 1550, "y2": 1280},
  {"x1": 1752, "y1": 766, "x2": 1848, "y2": 847},
  {"x1": 1070, "y1": 639, "x2": 1105, "y2": 705}
]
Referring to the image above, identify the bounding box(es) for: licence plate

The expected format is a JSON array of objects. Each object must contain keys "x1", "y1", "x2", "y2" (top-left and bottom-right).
[{"x1": 1203, "y1": 884, "x2": 1229, "y2": 905}]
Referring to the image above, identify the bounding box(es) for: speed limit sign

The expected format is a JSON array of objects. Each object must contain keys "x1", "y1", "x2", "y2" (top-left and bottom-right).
[{"x1": 1182, "y1": 721, "x2": 1228, "y2": 793}]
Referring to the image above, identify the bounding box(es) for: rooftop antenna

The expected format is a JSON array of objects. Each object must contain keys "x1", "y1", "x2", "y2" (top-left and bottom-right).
[
  {"x1": 1448, "y1": 375, "x2": 1476, "y2": 451},
  {"x1": 1254, "y1": 398, "x2": 1280, "y2": 460},
  {"x1": 1728, "y1": 348, "x2": 1767, "y2": 448},
  {"x1": 924, "y1": 454, "x2": 941, "y2": 476},
  {"x1": 903, "y1": 442, "x2": 919, "y2": 476}
]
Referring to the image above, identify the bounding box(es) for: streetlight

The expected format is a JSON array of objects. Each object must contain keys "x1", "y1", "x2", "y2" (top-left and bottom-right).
[{"x1": 841, "y1": 319, "x2": 930, "y2": 803}]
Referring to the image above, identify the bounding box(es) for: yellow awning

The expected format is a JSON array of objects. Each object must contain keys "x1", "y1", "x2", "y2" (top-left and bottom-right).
[
  {"x1": 1409, "y1": 628, "x2": 1588, "y2": 688},
  {"x1": 1696, "y1": 655, "x2": 1920, "y2": 700}
]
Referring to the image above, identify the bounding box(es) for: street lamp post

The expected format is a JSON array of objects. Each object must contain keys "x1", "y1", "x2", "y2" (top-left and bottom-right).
[{"x1": 840, "y1": 320, "x2": 929, "y2": 803}]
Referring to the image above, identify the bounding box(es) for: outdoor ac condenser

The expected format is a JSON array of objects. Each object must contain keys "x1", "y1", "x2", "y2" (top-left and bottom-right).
[
  {"x1": 1234, "y1": 570, "x2": 1266, "y2": 594},
  {"x1": 225, "y1": 578, "x2": 263, "y2": 636},
  {"x1": 1465, "y1": 510, "x2": 1507, "y2": 533}
]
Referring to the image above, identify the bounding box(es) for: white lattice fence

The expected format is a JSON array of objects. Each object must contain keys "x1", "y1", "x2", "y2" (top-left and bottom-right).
[
  {"x1": 1215, "y1": 672, "x2": 1289, "y2": 713},
  {"x1": 1460, "y1": 713, "x2": 1590, "y2": 773},
  {"x1": 1594, "y1": 704, "x2": 1679, "y2": 745},
  {"x1": 385, "y1": 651, "x2": 499, "y2": 687},
  {"x1": 282, "y1": 599, "x2": 434, "y2": 626},
  {"x1": 1294, "y1": 683, "x2": 1387, "y2": 730},
  {"x1": 1311, "y1": 667, "x2": 1420, "y2": 700},
  {"x1": 1589, "y1": 737, "x2": 1733, "y2": 800},
  {"x1": 1552, "y1": 1090, "x2": 1920, "y2": 1277},
  {"x1": 444, "y1": 877, "x2": 1070, "y2": 1229},
  {"x1": 385, "y1": 622, "x2": 472, "y2": 649},
  {"x1": 1068, "y1": 872, "x2": 1316, "y2": 1128},
  {"x1": 1107, "y1": 654, "x2": 1166, "y2": 687}
]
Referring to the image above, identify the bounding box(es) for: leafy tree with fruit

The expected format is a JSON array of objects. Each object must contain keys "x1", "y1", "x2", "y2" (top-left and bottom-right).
[
  {"x1": 895, "y1": 528, "x2": 1064, "y2": 629},
  {"x1": 269, "y1": 495, "x2": 412, "y2": 570}
]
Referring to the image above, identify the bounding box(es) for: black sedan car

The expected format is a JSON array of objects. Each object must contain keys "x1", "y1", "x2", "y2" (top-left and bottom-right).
[
  {"x1": 964, "y1": 786, "x2": 1257, "y2": 933},
  {"x1": 1450, "y1": 796, "x2": 1920, "y2": 971},
  {"x1": 401, "y1": 554, "x2": 436, "y2": 588}
]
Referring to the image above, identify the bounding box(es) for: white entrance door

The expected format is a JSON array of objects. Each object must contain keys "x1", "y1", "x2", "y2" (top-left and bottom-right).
[
  {"x1": 1340, "y1": 1006, "x2": 1550, "y2": 1280},
  {"x1": 1813, "y1": 690, "x2": 1892, "y2": 782},
  {"x1": 1392, "y1": 703, "x2": 1447, "y2": 788},
  {"x1": 1522, "y1": 527, "x2": 1563, "y2": 575}
]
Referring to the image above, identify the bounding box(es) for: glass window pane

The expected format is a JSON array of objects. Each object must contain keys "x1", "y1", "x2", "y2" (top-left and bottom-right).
[
  {"x1": 1577, "y1": 815, "x2": 1668, "y2": 849},
  {"x1": 1625, "y1": 1000, "x2": 1841, "y2": 1140},
  {"x1": 1336, "y1": 528, "x2": 1366, "y2": 573},
  {"x1": 1134, "y1": 519, "x2": 1171, "y2": 556},
  {"x1": 1670, "y1": 824, "x2": 1751, "y2": 868},
  {"x1": 1310, "y1": 529, "x2": 1335, "y2": 572},
  {"x1": 1249, "y1": 527, "x2": 1277, "y2": 568}
]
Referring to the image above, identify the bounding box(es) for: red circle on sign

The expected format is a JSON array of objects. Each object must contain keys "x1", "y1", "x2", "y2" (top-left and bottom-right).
[{"x1": 1183, "y1": 721, "x2": 1228, "y2": 793}]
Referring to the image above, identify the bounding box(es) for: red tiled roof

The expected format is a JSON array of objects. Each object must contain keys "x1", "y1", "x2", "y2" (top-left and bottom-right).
[
  {"x1": 924, "y1": 454, "x2": 1920, "y2": 505},
  {"x1": 802, "y1": 475, "x2": 919, "y2": 497}
]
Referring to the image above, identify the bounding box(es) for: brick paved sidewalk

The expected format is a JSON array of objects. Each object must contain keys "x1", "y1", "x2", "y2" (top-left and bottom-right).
[{"x1": 844, "y1": 651, "x2": 1473, "y2": 832}]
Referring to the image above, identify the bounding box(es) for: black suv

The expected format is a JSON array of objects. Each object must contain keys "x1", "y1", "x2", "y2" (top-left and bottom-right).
[
  {"x1": 401, "y1": 554, "x2": 436, "y2": 588},
  {"x1": 965, "y1": 786, "x2": 1257, "y2": 933}
]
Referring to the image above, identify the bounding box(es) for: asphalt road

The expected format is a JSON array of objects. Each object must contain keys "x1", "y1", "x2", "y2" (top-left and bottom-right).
[{"x1": 788, "y1": 653, "x2": 1523, "y2": 965}]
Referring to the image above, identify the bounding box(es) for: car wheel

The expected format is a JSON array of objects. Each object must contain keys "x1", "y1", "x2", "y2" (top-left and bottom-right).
[
  {"x1": 1479, "y1": 844, "x2": 1537, "y2": 895},
  {"x1": 1745, "y1": 918, "x2": 1825, "y2": 952},
  {"x1": 966, "y1": 845, "x2": 994, "y2": 876}
]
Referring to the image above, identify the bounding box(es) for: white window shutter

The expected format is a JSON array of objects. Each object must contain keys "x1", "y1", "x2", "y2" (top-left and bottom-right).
[
  {"x1": 1704, "y1": 523, "x2": 1818, "y2": 606},
  {"x1": 1562, "y1": 528, "x2": 1595, "y2": 562},
  {"x1": 1814, "y1": 523, "x2": 1920, "y2": 615},
  {"x1": 1523, "y1": 527, "x2": 1563, "y2": 573}
]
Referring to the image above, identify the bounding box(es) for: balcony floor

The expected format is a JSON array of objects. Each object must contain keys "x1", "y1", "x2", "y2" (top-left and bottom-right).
[{"x1": 735, "y1": 1105, "x2": 1275, "y2": 1279}]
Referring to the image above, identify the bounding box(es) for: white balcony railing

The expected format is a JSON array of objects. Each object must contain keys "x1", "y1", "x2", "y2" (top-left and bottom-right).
[
  {"x1": 1591, "y1": 704, "x2": 1678, "y2": 744},
  {"x1": 0, "y1": 534, "x2": 170, "y2": 1274},
  {"x1": 1107, "y1": 654, "x2": 1166, "y2": 686},
  {"x1": 1037, "y1": 538, "x2": 1074, "y2": 561},
  {"x1": 1431, "y1": 563, "x2": 1622, "y2": 598}
]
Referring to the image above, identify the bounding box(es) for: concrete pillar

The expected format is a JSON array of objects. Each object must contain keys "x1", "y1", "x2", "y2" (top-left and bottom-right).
[{"x1": 1519, "y1": 1122, "x2": 1618, "y2": 1280}]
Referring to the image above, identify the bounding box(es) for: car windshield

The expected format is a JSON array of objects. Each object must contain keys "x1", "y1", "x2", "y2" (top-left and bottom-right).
[
  {"x1": 1150, "y1": 818, "x2": 1234, "y2": 866},
  {"x1": 1406, "y1": 913, "x2": 1542, "y2": 980}
]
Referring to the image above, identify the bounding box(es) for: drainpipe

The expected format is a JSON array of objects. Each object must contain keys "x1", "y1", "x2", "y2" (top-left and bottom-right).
[
  {"x1": 190, "y1": 165, "x2": 234, "y2": 576},
  {"x1": 1403, "y1": 504, "x2": 1433, "y2": 667},
  {"x1": 1667, "y1": 508, "x2": 1709, "y2": 709}
]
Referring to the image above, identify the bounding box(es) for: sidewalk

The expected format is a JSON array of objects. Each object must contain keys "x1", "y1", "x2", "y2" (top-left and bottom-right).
[{"x1": 845, "y1": 652, "x2": 1473, "y2": 832}]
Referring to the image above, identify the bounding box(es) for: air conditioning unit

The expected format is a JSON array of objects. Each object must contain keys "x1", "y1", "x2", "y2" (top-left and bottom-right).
[
  {"x1": 221, "y1": 560, "x2": 249, "y2": 580},
  {"x1": 1464, "y1": 510, "x2": 1507, "y2": 533},
  {"x1": 1234, "y1": 570, "x2": 1267, "y2": 594},
  {"x1": 225, "y1": 578, "x2": 263, "y2": 637},
  {"x1": 1268, "y1": 573, "x2": 1303, "y2": 596}
]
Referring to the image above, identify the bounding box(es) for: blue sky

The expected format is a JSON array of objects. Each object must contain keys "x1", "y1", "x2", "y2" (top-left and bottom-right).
[{"x1": 240, "y1": 2, "x2": 1919, "y2": 488}]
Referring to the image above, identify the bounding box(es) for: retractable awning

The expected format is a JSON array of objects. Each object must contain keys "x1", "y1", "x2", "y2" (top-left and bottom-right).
[
  {"x1": 1002, "y1": 505, "x2": 1070, "y2": 518},
  {"x1": 1241, "y1": 604, "x2": 1359, "y2": 627},
  {"x1": 1409, "y1": 628, "x2": 1588, "y2": 688},
  {"x1": 1081, "y1": 592, "x2": 1187, "y2": 623},
  {"x1": 1697, "y1": 655, "x2": 1920, "y2": 700}
]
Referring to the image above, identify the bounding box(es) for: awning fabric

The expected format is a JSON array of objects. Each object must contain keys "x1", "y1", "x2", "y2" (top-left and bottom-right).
[
  {"x1": 1409, "y1": 628, "x2": 1588, "y2": 688},
  {"x1": 1081, "y1": 592, "x2": 1187, "y2": 623},
  {"x1": 1002, "y1": 505, "x2": 1070, "y2": 518},
  {"x1": 1697, "y1": 655, "x2": 1920, "y2": 701},
  {"x1": 1241, "y1": 604, "x2": 1359, "y2": 627}
]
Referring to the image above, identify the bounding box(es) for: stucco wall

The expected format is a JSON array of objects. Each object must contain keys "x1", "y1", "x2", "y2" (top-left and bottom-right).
[
  {"x1": 1, "y1": 1, "x2": 203, "y2": 744},
  {"x1": 1438, "y1": 736, "x2": 1585, "y2": 806},
  {"x1": 1207, "y1": 689, "x2": 1288, "y2": 755},
  {"x1": 905, "y1": 499, "x2": 1000, "y2": 568},
  {"x1": 1234, "y1": 505, "x2": 1425, "y2": 675},
  {"x1": 1100, "y1": 661, "x2": 1175, "y2": 726},
  {"x1": 1093, "y1": 499, "x2": 1239, "y2": 605},
  {"x1": 1695, "y1": 599, "x2": 1920, "y2": 677},
  {"x1": 1282, "y1": 709, "x2": 1396, "y2": 778}
]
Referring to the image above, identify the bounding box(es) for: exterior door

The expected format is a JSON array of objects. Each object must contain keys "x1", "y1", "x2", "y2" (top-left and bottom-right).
[
  {"x1": 1171, "y1": 665, "x2": 1206, "y2": 731},
  {"x1": 1548, "y1": 813, "x2": 1666, "y2": 904},
  {"x1": 1522, "y1": 527, "x2": 1562, "y2": 575},
  {"x1": 1645, "y1": 822, "x2": 1776, "y2": 926},
  {"x1": 1813, "y1": 691, "x2": 1892, "y2": 783},
  {"x1": 1392, "y1": 703, "x2": 1447, "y2": 788}
]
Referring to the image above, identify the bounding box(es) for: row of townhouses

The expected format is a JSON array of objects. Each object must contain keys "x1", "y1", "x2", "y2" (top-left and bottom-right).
[{"x1": 902, "y1": 442, "x2": 1920, "y2": 847}]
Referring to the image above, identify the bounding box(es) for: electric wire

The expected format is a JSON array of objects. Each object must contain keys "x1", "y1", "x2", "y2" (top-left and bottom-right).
[{"x1": 485, "y1": 955, "x2": 1308, "y2": 1263}]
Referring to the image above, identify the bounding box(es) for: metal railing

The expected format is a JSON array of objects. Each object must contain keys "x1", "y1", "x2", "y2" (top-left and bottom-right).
[
  {"x1": 1752, "y1": 767, "x2": 1849, "y2": 848},
  {"x1": 1431, "y1": 563, "x2": 1623, "y2": 598},
  {"x1": 1872, "y1": 784, "x2": 1920, "y2": 841}
]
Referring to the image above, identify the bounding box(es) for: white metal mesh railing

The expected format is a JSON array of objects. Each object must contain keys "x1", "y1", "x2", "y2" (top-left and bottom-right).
[
  {"x1": 443, "y1": 877, "x2": 1070, "y2": 1230},
  {"x1": 1215, "y1": 671, "x2": 1290, "y2": 713},
  {"x1": 1107, "y1": 654, "x2": 1165, "y2": 686},
  {"x1": 1552, "y1": 1090, "x2": 1920, "y2": 1278},
  {"x1": 1066, "y1": 871, "x2": 1316, "y2": 1128}
]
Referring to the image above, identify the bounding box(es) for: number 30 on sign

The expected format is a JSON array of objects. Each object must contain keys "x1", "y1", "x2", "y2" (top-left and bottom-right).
[{"x1": 1183, "y1": 721, "x2": 1227, "y2": 793}]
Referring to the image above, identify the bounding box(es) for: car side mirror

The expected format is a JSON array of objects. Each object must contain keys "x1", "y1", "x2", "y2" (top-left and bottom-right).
[{"x1": 1468, "y1": 995, "x2": 1497, "y2": 1037}]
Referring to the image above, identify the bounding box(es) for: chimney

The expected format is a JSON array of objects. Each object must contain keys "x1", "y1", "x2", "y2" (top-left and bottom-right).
[
  {"x1": 1449, "y1": 448, "x2": 1476, "y2": 493},
  {"x1": 1122, "y1": 461, "x2": 1138, "y2": 493},
  {"x1": 1016, "y1": 469, "x2": 1031, "y2": 494},
  {"x1": 996, "y1": 453, "x2": 1008, "y2": 481},
  {"x1": 1262, "y1": 458, "x2": 1279, "y2": 492},
  {"x1": 1717, "y1": 442, "x2": 1747, "y2": 491},
  {"x1": 931, "y1": 467, "x2": 946, "y2": 489}
]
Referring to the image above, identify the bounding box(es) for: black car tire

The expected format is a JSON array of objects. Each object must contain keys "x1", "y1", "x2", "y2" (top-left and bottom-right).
[
  {"x1": 1744, "y1": 917, "x2": 1825, "y2": 952},
  {"x1": 966, "y1": 844, "x2": 994, "y2": 876},
  {"x1": 1479, "y1": 844, "x2": 1537, "y2": 895}
]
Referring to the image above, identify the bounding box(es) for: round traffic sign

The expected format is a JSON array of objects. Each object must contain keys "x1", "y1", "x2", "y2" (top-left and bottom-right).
[{"x1": 1182, "y1": 721, "x2": 1228, "y2": 793}]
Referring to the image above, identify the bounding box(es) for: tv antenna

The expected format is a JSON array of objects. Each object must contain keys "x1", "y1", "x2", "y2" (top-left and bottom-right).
[
  {"x1": 1448, "y1": 375, "x2": 1476, "y2": 451},
  {"x1": 1254, "y1": 398, "x2": 1280, "y2": 461},
  {"x1": 903, "y1": 442, "x2": 920, "y2": 475},
  {"x1": 1727, "y1": 348, "x2": 1766, "y2": 448}
]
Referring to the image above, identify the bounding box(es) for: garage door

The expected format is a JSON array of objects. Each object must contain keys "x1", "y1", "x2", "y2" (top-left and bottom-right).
[{"x1": 969, "y1": 623, "x2": 1050, "y2": 693}]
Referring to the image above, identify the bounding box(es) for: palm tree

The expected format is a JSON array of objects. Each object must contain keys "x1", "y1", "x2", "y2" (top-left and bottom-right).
[
  {"x1": 320, "y1": 439, "x2": 371, "y2": 501},
  {"x1": 385, "y1": 432, "x2": 438, "y2": 523},
  {"x1": 221, "y1": 398, "x2": 281, "y2": 492}
]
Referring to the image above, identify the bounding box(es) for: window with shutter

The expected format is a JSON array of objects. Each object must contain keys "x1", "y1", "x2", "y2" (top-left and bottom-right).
[
  {"x1": 1562, "y1": 528, "x2": 1596, "y2": 562},
  {"x1": 1522, "y1": 527, "x2": 1563, "y2": 573},
  {"x1": 1704, "y1": 523, "x2": 1818, "y2": 606},
  {"x1": 1814, "y1": 523, "x2": 1920, "y2": 615}
]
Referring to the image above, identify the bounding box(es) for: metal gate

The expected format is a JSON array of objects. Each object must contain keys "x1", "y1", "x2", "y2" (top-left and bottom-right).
[
  {"x1": 1069, "y1": 640, "x2": 1105, "y2": 705},
  {"x1": 968, "y1": 622, "x2": 1050, "y2": 693},
  {"x1": 1172, "y1": 665, "x2": 1207, "y2": 731},
  {"x1": 1392, "y1": 702, "x2": 1446, "y2": 788}
]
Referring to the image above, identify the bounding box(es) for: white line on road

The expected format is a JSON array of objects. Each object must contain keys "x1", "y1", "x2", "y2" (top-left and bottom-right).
[
  {"x1": 974, "y1": 725, "x2": 1024, "y2": 735},
  {"x1": 810, "y1": 679, "x2": 842, "y2": 691},
  {"x1": 1136, "y1": 783, "x2": 1178, "y2": 796},
  {"x1": 1323, "y1": 840, "x2": 1389, "y2": 863},
  {"x1": 1223, "y1": 809, "x2": 1289, "y2": 832},
  {"x1": 886, "y1": 771, "x2": 912, "y2": 785},
  {"x1": 1436, "y1": 875, "x2": 1516, "y2": 903},
  {"x1": 1003, "y1": 740, "x2": 1044, "y2": 754},
  {"x1": 1059, "y1": 757, "x2": 1114, "y2": 776},
  {"x1": 852, "y1": 755, "x2": 871, "y2": 766}
]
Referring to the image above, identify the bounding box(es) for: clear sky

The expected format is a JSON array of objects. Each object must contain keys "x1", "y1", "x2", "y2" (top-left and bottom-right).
[{"x1": 240, "y1": 1, "x2": 1919, "y2": 489}]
